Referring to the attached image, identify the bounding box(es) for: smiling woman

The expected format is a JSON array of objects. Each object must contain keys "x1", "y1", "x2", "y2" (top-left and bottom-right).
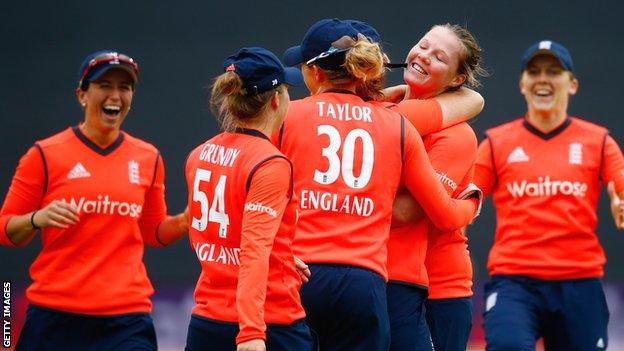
[
  {"x1": 404, "y1": 25, "x2": 466, "y2": 99},
  {"x1": 386, "y1": 23, "x2": 487, "y2": 351},
  {"x1": 0, "y1": 50, "x2": 189, "y2": 351},
  {"x1": 474, "y1": 40, "x2": 624, "y2": 351}
]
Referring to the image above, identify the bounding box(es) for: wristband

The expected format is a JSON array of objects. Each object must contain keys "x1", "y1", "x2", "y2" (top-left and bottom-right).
[
  {"x1": 30, "y1": 211, "x2": 40, "y2": 230},
  {"x1": 457, "y1": 183, "x2": 483, "y2": 221}
]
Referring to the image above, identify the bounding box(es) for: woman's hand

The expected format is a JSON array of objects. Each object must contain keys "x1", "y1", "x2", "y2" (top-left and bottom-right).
[
  {"x1": 33, "y1": 200, "x2": 80, "y2": 229},
  {"x1": 237, "y1": 339, "x2": 266, "y2": 351},
  {"x1": 294, "y1": 256, "x2": 311, "y2": 283},
  {"x1": 6, "y1": 200, "x2": 79, "y2": 246},
  {"x1": 608, "y1": 182, "x2": 624, "y2": 230},
  {"x1": 381, "y1": 84, "x2": 408, "y2": 103}
]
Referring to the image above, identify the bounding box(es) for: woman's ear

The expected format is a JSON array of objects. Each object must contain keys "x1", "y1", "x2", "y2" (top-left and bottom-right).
[
  {"x1": 76, "y1": 88, "x2": 87, "y2": 108},
  {"x1": 450, "y1": 74, "x2": 467, "y2": 88},
  {"x1": 311, "y1": 65, "x2": 325, "y2": 82},
  {"x1": 270, "y1": 90, "x2": 280, "y2": 109},
  {"x1": 568, "y1": 74, "x2": 579, "y2": 96}
]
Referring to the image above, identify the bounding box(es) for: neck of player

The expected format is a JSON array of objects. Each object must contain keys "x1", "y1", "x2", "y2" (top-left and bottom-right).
[
  {"x1": 79, "y1": 123, "x2": 120, "y2": 148},
  {"x1": 526, "y1": 108, "x2": 567, "y2": 133}
]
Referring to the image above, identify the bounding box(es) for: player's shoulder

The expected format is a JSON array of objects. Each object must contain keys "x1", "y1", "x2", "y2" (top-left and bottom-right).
[
  {"x1": 289, "y1": 95, "x2": 317, "y2": 110},
  {"x1": 122, "y1": 130, "x2": 160, "y2": 155},
  {"x1": 485, "y1": 117, "x2": 524, "y2": 138},
  {"x1": 368, "y1": 100, "x2": 403, "y2": 116},
  {"x1": 440, "y1": 121, "x2": 476, "y2": 137},
  {"x1": 426, "y1": 122, "x2": 477, "y2": 148},
  {"x1": 569, "y1": 116, "x2": 608, "y2": 134},
  {"x1": 35, "y1": 126, "x2": 76, "y2": 148}
]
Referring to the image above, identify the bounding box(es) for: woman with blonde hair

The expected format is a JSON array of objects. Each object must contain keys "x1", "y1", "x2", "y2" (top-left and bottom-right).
[{"x1": 278, "y1": 18, "x2": 482, "y2": 351}]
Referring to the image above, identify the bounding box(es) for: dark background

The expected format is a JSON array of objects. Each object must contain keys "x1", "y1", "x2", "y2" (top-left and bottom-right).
[{"x1": 2, "y1": 0, "x2": 623, "y2": 289}]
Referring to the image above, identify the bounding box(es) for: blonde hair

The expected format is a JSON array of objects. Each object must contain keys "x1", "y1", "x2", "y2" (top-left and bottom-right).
[
  {"x1": 435, "y1": 24, "x2": 488, "y2": 89},
  {"x1": 319, "y1": 39, "x2": 387, "y2": 99},
  {"x1": 209, "y1": 71, "x2": 280, "y2": 132}
]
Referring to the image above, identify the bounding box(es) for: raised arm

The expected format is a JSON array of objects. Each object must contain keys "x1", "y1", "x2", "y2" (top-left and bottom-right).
[
  {"x1": 391, "y1": 87, "x2": 484, "y2": 136},
  {"x1": 435, "y1": 87, "x2": 484, "y2": 129}
]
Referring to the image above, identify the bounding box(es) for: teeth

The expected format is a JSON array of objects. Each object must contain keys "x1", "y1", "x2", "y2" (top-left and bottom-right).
[
  {"x1": 411, "y1": 62, "x2": 427, "y2": 75},
  {"x1": 534, "y1": 89, "x2": 551, "y2": 96},
  {"x1": 104, "y1": 105, "x2": 120, "y2": 111}
]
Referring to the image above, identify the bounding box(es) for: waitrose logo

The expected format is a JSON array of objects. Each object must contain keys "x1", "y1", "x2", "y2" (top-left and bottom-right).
[
  {"x1": 506, "y1": 176, "x2": 588, "y2": 198},
  {"x1": 61, "y1": 195, "x2": 142, "y2": 218},
  {"x1": 244, "y1": 202, "x2": 278, "y2": 218}
]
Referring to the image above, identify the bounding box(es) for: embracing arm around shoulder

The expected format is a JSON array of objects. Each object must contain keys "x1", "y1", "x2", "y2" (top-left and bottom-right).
[
  {"x1": 435, "y1": 87, "x2": 484, "y2": 129},
  {"x1": 392, "y1": 87, "x2": 484, "y2": 136}
]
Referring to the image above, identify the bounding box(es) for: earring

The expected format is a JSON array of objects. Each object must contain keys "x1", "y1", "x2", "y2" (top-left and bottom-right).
[{"x1": 81, "y1": 103, "x2": 86, "y2": 107}]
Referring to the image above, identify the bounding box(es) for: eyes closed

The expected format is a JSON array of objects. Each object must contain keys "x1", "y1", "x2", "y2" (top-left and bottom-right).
[{"x1": 417, "y1": 40, "x2": 448, "y2": 63}]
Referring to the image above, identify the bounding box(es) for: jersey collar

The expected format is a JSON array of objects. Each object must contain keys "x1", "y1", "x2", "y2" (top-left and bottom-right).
[
  {"x1": 321, "y1": 88, "x2": 357, "y2": 95},
  {"x1": 72, "y1": 125, "x2": 125, "y2": 156},
  {"x1": 234, "y1": 128, "x2": 270, "y2": 141},
  {"x1": 522, "y1": 116, "x2": 571, "y2": 140}
]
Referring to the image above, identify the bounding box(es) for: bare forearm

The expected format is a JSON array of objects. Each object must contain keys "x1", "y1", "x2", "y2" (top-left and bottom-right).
[
  {"x1": 438, "y1": 87, "x2": 484, "y2": 128},
  {"x1": 6, "y1": 212, "x2": 38, "y2": 246},
  {"x1": 156, "y1": 211, "x2": 188, "y2": 246},
  {"x1": 391, "y1": 190, "x2": 425, "y2": 227}
]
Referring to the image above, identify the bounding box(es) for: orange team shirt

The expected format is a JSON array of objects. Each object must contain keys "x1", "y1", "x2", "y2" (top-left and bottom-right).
[
  {"x1": 277, "y1": 92, "x2": 477, "y2": 279},
  {"x1": 387, "y1": 98, "x2": 444, "y2": 136},
  {"x1": 474, "y1": 117, "x2": 624, "y2": 280},
  {"x1": 425, "y1": 123, "x2": 476, "y2": 299},
  {"x1": 185, "y1": 129, "x2": 305, "y2": 344},
  {"x1": 0, "y1": 126, "x2": 167, "y2": 315},
  {"x1": 387, "y1": 122, "x2": 476, "y2": 296}
]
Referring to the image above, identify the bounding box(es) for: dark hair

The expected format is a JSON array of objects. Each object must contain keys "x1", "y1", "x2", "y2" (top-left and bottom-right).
[{"x1": 435, "y1": 24, "x2": 488, "y2": 88}]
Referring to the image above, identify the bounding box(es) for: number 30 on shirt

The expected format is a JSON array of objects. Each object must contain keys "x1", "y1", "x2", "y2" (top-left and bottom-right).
[
  {"x1": 314, "y1": 125, "x2": 374, "y2": 189},
  {"x1": 191, "y1": 168, "x2": 229, "y2": 238}
]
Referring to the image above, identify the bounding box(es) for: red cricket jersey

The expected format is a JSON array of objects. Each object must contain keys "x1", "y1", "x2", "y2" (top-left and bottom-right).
[
  {"x1": 185, "y1": 129, "x2": 305, "y2": 344},
  {"x1": 387, "y1": 122, "x2": 476, "y2": 297},
  {"x1": 474, "y1": 117, "x2": 624, "y2": 280},
  {"x1": 390, "y1": 98, "x2": 443, "y2": 136},
  {"x1": 424, "y1": 123, "x2": 476, "y2": 299},
  {"x1": 0, "y1": 126, "x2": 167, "y2": 314},
  {"x1": 278, "y1": 92, "x2": 477, "y2": 279}
]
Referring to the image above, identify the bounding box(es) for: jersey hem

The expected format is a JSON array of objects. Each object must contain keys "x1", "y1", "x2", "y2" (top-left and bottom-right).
[
  {"x1": 28, "y1": 303, "x2": 151, "y2": 318},
  {"x1": 387, "y1": 280, "x2": 429, "y2": 291}
]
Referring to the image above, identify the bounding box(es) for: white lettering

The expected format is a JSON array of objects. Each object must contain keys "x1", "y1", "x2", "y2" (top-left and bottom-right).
[
  {"x1": 316, "y1": 102, "x2": 373, "y2": 123},
  {"x1": 244, "y1": 202, "x2": 278, "y2": 218},
  {"x1": 506, "y1": 176, "x2": 588, "y2": 198},
  {"x1": 2, "y1": 281, "x2": 10, "y2": 347},
  {"x1": 60, "y1": 195, "x2": 143, "y2": 218},
  {"x1": 436, "y1": 172, "x2": 458, "y2": 191},
  {"x1": 198, "y1": 143, "x2": 241, "y2": 167},
  {"x1": 194, "y1": 242, "x2": 240, "y2": 266},
  {"x1": 300, "y1": 189, "x2": 374, "y2": 217}
]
